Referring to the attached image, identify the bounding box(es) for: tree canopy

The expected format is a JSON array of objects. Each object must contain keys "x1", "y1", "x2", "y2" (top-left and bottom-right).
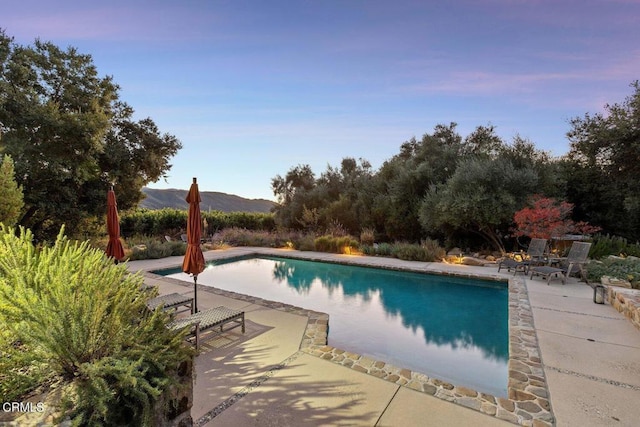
[
  {"x1": 271, "y1": 123, "x2": 560, "y2": 251},
  {"x1": 566, "y1": 81, "x2": 640, "y2": 241},
  {"x1": 0, "y1": 30, "x2": 182, "y2": 239},
  {"x1": 420, "y1": 156, "x2": 539, "y2": 253},
  {"x1": 272, "y1": 82, "x2": 640, "y2": 250},
  {"x1": 0, "y1": 155, "x2": 24, "y2": 227}
]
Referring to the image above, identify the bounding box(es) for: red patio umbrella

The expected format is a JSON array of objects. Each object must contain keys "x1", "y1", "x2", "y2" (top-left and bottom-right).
[
  {"x1": 182, "y1": 177, "x2": 205, "y2": 312},
  {"x1": 105, "y1": 186, "x2": 125, "y2": 263}
]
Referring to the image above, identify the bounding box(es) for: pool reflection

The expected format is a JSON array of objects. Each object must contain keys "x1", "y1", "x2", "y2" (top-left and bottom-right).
[
  {"x1": 269, "y1": 258, "x2": 508, "y2": 363},
  {"x1": 168, "y1": 255, "x2": 509, "y2": 396}
]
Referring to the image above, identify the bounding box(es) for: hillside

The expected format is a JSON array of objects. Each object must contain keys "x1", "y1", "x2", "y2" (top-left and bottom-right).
[{"x1": 139, "y1": 188, "x2": 275, "y2": 213}]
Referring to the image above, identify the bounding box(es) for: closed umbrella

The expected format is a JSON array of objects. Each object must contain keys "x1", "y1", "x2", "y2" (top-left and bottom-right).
[
  {"x1": 182, "y1": 177, "x2": 205, "y2": 312},
  {"x1": 105, "y1": 186, "x2": 125, "y2": 263}
]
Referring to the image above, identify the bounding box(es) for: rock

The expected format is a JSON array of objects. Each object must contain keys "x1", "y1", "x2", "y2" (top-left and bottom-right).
[
  {"x1": 485, "y1": 255, "x2": 496, "y2": 262},
  {"x1": 461, "y1": 256, "x2": 487, "y2": 266},
  {"x1": 445, "y1": 255, "x2": 461, "y2": 263},
  {"x1": 601, "y1": 275, "x2": 632, "y2": 289},
  {"x1": 447, "y1": 247, "x2": 463, "y2": 256}
]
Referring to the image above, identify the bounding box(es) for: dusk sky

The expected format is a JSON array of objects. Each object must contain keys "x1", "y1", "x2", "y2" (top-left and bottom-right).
[{"x1": 4, "y1": 0, "x2": 639, "y2": 200}]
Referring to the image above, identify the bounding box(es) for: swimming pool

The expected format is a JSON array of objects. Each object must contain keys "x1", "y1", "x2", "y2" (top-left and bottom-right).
[{"x1": 159, "y1": 255, "x2": 508, "y2": 397}]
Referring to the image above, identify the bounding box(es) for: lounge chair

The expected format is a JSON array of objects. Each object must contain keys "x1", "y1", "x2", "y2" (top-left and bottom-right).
[
  {"x1": 147, "y1": 292, "x2": 194, "y2": 314},
  {"x1": 529, "y1": 241, "x2": 592, "y2": 285},
  {"x1": 498, "y1": 238, "x2": 548, "y2": 275},
  {"x1": 169, "y1": 306, "x2": 245, "y2": 348}
]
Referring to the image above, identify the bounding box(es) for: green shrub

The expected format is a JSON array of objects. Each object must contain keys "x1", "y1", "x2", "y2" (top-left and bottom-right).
[
  {"x1": 120, "y1": 209, "x2": 276, "y2": 238},
  {"x1": 374, "y1": 243, "x2": 394, "y2": 257},
  {"x1": 357, "y1": 240, "x2": 444, "y2": 262},
  {"x1": 314, "y1": 235, "x2": 333, "y2": 252},
  {"x1": 214, "y1": 228, "x2": 267, "y2": 247},
  {"x1": 421, "y1": 238, "x2": 447, "y2": 261},
  {"x1": 589, "y1": 234, "x2": 640, "y2": 259},
  {"x1": 292, "y1": 233, "x2": 316, "y2": 251},
  {"x1": 0, "y1": 328, "x2": 50, "y2": 403},
  {"x1": 313, "y1": 235, "x2": 358, "y2": 253},
  {"x1": 122, "y1": 235, "x2": 186, "y2": 260},
  {"x1": 0, "y1": 226, "x2": 193, "y2": 425},
  {"x1": 360, "y1": 244, "x2": 376, "y2": 256},
  {"x1": 336, "y1": 236, "x2": 359, "y2": 253},
  {"x1": 586, "y1": 257, "x2": 640, "y2": 289},
  {"x1": 360, "y1": 228, "x2": 375, "y2": 246},
  {"x1": 391, "y1": 242, "x2": 428, "y2": 261},
  {"x1": 166, "y1": 240, "x2": 187, "y2": 256}
]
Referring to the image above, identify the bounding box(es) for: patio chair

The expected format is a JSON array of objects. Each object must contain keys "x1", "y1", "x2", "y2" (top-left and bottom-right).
[
  {"x1": 169, "y1": 306, "x2": 245, "y2": 348},
  {"x1": 529, "y1": 241, "x2": 592, "y2": 285},
  {"x1": 498, "y1": 238, "x2": 548, "y2": 275}
]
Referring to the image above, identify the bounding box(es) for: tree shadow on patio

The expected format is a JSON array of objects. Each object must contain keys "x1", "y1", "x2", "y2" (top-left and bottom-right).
[{"x1": 191, "y1": 318, "x2": 384, "y2": 426}]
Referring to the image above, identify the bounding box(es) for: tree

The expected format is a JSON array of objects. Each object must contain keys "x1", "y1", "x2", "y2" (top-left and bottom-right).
[
  {"x1": 0, "y1": 155, "x2": 24, "y2": 226},
  {"x1": 372, "y1": 124, "x2": 464, "y2": 241},
  {"x1": 499, "y1": 136, "x2": 564, "y2": 198},
  {"x1": 419, "y1": 157, "x2": 539, "y2": 253},
  {"x1": 512, "y1": 195, "x2": 601, "y2": 240},
  {"x1": 0, "y1": 30, "x2": 182, "y2": 239},
  {"x1": 271, "y1": 164, "x2": 316, "y2": 229},
  {"x1": 566, "y1": 81, "x2": 640, "y2": 240}
]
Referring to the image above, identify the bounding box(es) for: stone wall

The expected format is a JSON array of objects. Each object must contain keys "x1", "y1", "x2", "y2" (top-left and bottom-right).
[{"x1": 606, "y1": 286, "x2": 640, "y2": 330}]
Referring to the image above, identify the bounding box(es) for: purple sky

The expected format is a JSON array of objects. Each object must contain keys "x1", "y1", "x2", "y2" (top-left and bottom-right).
[{"x1": 4, "y1": 0, "x2": 639, "y2": 200}]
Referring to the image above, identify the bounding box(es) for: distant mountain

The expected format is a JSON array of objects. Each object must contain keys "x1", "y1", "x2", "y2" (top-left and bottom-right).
[{"x1": 139, "y1": 188, "x2": 276, "y2": 213}]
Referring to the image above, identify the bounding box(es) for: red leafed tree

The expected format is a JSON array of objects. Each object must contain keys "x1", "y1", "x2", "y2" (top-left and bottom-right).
[{"x1": 513, "y1": 195, "x2": 600, "y2": 239}]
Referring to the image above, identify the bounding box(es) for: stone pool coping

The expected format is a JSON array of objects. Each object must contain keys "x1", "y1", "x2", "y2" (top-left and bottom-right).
[{"x1": 143, "y1": 249, "x2": 554, "y2": 426}]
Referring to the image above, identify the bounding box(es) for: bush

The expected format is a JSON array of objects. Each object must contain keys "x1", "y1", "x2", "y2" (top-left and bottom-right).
[
  {"x1": 125, "y1": 236, "x2": 184, "y2": 260},
  {"x1": 360, "y1": 244, "x2": 376, "y2": 256},
  {"x1": 313, "y1": 235, "x2": 359, "y2": 253},
  {"x1": 120, "y1": 208, "x2": 276, "y2": 238},
  {"x1": 0, "y1": 226, "x2": 193, "y2": 424},
  {"x1": 360, "y1": 228, "x2": 375, "y2": 246},
  {"x1": 391, "y1": 242, "x2": 429, "y2": 261},
  {"x1": 355, "y1": 240, "x2": 445, "y2": 262},
  {"x1": 374, "y1": 243, "x2": 394, "y2": 257},
  {"x1": 314, "y1": 235, "x2": 332, "y2": 252},
  {"x1": 421, "y1": 238, "x2": 447, "y2": 261},
  {"x1": 586, "y1": 257, "x2": 640, "y2": 289},
  {"x1": 292, "y1": 233, "x2": 316, "y2": 251},
  {"x1": 589, "y1": 234, "x2": 640, "y2": 259},
  {"x1": 213, "y1": 228, "x2": 273, "y2": 247}
]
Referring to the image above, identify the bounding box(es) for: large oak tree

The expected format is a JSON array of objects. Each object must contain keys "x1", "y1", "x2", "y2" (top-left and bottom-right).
[{"x1": 0, "y1": 30, "x2": 181, "y2": 239}]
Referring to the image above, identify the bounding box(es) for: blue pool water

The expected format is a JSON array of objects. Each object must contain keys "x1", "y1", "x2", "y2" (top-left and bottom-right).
[{"x1": 159, "y1": 256, "x2": 508, "y2": 397}]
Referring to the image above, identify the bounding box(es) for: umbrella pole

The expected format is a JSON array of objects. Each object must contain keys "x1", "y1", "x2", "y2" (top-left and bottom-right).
[{"x1": 193, "y1": 275, "x2": 198, "y2": 313}]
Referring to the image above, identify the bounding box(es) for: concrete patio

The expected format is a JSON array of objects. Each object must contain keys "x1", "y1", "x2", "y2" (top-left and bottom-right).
[{"x1": 128, "y1": 248, "x2": 640, "y2": 426}]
